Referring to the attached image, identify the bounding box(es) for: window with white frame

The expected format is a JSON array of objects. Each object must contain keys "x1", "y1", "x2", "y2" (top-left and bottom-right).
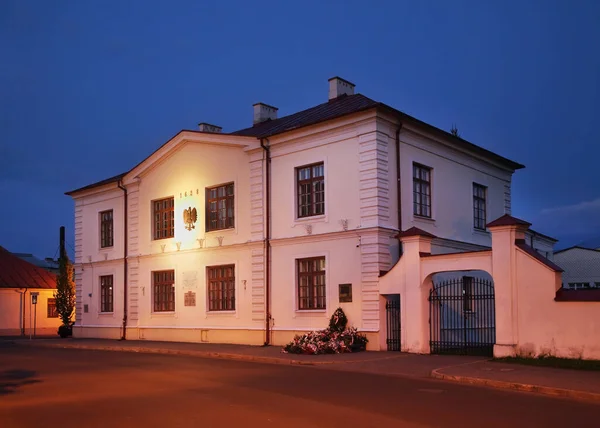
[
  {"x1": 206, "y1": 183, "x2": 234, "y2": 231},
  {"x1": 153, "y1": 197, "x2": 175, "y2": 240},
  {"x1": 473, "y1": 183, "x2": 487, "y2": 230},
  {"x1": 413, "y1": 163, "x2": 432, "y2": 218},
  {"x1": 207, "y1": 265, "x2": 235, "y2": 311},
  {"x1": 297, "y1": 163, "x2": 325, "y2": 218},
  {"x1": 567, "y1": 282, "x2": 591, "y2": 290},
  {"x1": 100, "y1": 210, "x2": 114, "y2": 248},
  {"x1": 297, "y1": 257, "x2": 326, "y2": 310},
  {"x1": 100, "y1": 275, "x2": 114, "y2": 313},
  {"x1": 153, "y1": 270, "x2": 175, "y2": 312}
]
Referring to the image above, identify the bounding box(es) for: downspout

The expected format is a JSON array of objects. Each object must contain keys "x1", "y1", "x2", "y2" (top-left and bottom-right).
[
  {"x1": 117, "y1": 180, "x2": 128, "y2": 340},
  {"x1": 260, "y1": 138, "x2": 271, "y2": 345},
  {"x1": 395, "y1": 123, "x2": 403, "y2": 236},
  {"x1": 19, "y1": 288, "x2": 27, "y2": 336}
]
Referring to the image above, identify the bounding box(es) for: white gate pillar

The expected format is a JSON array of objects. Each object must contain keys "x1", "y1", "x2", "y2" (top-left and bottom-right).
[
  {"x1": 398, "y1": 227, "x2": 434, "y2": 353},
  {"x1": 488, "y1": 215, "x2": 530, "y2": 358}
]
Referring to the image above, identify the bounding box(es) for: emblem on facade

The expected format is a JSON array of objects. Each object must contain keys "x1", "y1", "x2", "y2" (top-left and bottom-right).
[{"x1": 183, "y1": 207, "x2": 198, "y2": 231}]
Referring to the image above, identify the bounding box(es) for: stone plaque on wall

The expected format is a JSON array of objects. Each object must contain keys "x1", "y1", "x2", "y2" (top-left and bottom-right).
[
  {"x1": 184, "y1": 291, "x2": 196, "y2": 307},
  {"x1": 339, "y1": 284, "x2": 352, "y2": 303},
  {"x1": 182, "y1": 271, "x2": 198, "y2": 289}
]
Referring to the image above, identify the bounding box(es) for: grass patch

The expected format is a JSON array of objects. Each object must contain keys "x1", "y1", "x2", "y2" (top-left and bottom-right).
[{"x1": 494, "y1": 356, "x2": 600, "y2": 371}]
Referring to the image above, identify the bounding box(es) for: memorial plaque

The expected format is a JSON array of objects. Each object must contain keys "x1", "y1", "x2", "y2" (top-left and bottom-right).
[
  {"x1": 339, "y1": 283, "x2": 352, "y2": 303},
  {"x1": 184, "y1": 291, "x2": 196, "y2": 307}
]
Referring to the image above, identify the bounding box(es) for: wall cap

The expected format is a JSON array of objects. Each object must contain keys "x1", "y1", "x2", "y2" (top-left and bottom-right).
[
  {"x1": 397, "y1": 227, "x2": 436, "y2": 239},
  {"x1": 487, "y1": 214, "x2": 531, "y2": 228},
  {"x1": 515, "y1": 239, "x2": 564, "y2": 272},
  {"x1": 555, "y1": 288, "x2": 600, "y2": 302}
]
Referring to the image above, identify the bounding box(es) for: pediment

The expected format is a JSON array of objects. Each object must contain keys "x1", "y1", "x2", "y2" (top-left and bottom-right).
[{"x1": 122, "y1": 130, "x2": 257, "y2": 185}]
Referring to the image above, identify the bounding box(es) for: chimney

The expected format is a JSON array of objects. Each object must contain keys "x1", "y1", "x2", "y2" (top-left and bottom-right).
[
  {"x1": 253, "y1": 103, "x2": 278, "y2": 125},
  {"x1": 198, "y1": 123, "x2": 222, "y2": 133},
  {"x1": 328, "y1": 76, "x2": 355, "y2": 100}
]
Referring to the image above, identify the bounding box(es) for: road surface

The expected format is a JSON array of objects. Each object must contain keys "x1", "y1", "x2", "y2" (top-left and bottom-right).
[{"x1": 0, "y1": 342, "x2": 597, "y2": 427}]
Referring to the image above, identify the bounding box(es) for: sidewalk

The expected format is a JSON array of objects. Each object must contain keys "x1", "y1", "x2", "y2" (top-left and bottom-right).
[
  {"x1": 432, "y1": 359, "x2": 600, "y2": 402},
  {"x1": 14, "y1": 338, "x2": 600, "y2": 402}
]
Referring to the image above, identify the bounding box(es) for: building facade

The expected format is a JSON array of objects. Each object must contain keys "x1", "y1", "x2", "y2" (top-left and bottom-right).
[
  {"x1": 67, "y1": 77, "x2": 529, "y2": 349},
  {"x1": 0, "y1": 246, "x2": 60, "y2": 336}
]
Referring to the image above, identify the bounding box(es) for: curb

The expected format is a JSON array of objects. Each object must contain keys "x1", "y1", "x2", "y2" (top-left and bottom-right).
[
  {"x1": 430, "y1": 368, "x2": 600, "y2": 403},
  {"x1": 14, "y1": 341, "x2": 402, "y2": 367}
]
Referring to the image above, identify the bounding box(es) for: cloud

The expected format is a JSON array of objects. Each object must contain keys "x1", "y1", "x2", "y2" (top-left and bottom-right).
[
  {"x1": 536, "y1": 198, "x2": 600, "y2": 241},
  {"x1": 541, "y1": 198, "x2": 600, "y2": 215}
]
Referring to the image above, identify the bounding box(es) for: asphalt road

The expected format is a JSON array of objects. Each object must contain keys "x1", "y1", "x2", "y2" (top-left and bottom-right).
[{"x1": 0, "y1": 342, "x2": 598, "y2": 428}]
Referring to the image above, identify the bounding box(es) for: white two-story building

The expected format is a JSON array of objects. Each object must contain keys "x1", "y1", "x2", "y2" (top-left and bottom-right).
[{"x1": 67, "y1": 77, "x2": 545, "y2": 350}]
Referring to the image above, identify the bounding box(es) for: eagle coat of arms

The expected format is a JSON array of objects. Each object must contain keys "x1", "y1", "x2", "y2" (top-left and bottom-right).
[{"x1": 183, "y1": 207, "x2": 198, "y2": 231}]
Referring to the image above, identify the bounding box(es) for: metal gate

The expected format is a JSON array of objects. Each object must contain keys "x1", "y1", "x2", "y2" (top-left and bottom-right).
[
  {"x1": 386, "y1": 295, "x2": 401, "y2": 351},
  {"x1": 429, "y1": 276, "x2": 495, "y2": 356}
]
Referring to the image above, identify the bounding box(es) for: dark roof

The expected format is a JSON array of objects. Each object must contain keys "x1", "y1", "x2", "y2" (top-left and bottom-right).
[
  {"x1": 486, "y1": 214, "x2": 532, "y2": 228},
  {"x1": 0, "y1": 246, "x2": 57, "y2": 289},
  {"x1": 12, "y1": 253, "x2": 59, "y2": 272},
  {"x1": 515, "y1": 239, "x2": 563, "y2": 272},
  {"x1": 397, "y1": 227, "x2": 437, "y2": 239},
  {"x1": 578, "y1": 237, "x2": 600, "y2": 250},
  {"x1": 67, "y1": 92, "x2": 525, "y2": 195},
  {"x1": 232, "y1": 94, "x2": 379, "y2": 138},
  {"x1": 527, "y1": 228, "x2": 558, "y2": 243},
  {"x1": 65, "y1": 172, "x2": 126, "y2": 196},
  {"x1": 233, "y1": 93, "x2": 524, "y2": 171},
  {"x1": 554, "y1": 246, "x2": 600, "y2": 255}
]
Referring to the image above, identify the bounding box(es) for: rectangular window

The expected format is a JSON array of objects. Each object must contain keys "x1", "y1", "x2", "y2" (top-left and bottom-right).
[
  {"x1": 153, "y1": 197, "x2": 175, "y2": 240},
  {"x1": 100, "y1": 275, "x2": 114, "y2": 313},
  {"x1": 473, "y1": 183, "x2": 487, "y2": 230},
  {"x1": 568, "y1": 282, "x2": 591, "y2": 290},
  {"x1": 206, "y1": 183, "x2": 234, "y2": 232},
  {"x1": 297, "y1": 257, "x2": 326, "y2": 310},
  {"x1": 207, "y1": 265, "x2": 235, "y2": 311},
  {"x1": 463, "y1": 276, "x2": 474, "y2": 312},
  {"x1": 47, "y1": 298, "x2": 58, "y2": 318},
  {"x1": 413, "y1": 163, "x2": 431, "y2": 218},
  {"x1": 100, "y1": 210, "x2": 114, "y2": 248},
  {"x1": 153, "y1": 270, "x2": 175, "y2": 312},
  {"x1": 297, "y1": 163, "x2": 325, "y2": 218}
]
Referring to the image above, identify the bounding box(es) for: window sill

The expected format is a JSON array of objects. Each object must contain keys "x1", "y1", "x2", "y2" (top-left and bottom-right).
[
  {"x1": 98, "y1": 312, "x2": 114, "y2": 316},
  {"x1": 150, "y1": 312, "x2": 176, "y2": 317},
  {"x1": 294, "y1": 309, "x2": 327, "y2": 316},
  {"x1": 294, "y1": 214, "x2": 327, "y2": 224},
  {"x1": 99, "y1": 246, "x2": 114, "y2": 251},
  {"x1": 473, "y1": 228, "x2": 490, "y2": 236},
  {"x1": 205, "y1": 310, "x2": 237, "y2": 317},
  {"x1": 152, "y1": 237, "x2": 175, "y2": 242},
  {"x1": 205, "y1": 227, "x2": 237, "y2": 235},
  {"x1": 413, "y1": 215, "x2": 435, "y2": 223}
]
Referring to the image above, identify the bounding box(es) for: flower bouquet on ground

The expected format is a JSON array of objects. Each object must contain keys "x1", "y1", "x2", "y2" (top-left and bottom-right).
[{"x1": 282, "y1": 308, "x2": 368, "y2": 354}]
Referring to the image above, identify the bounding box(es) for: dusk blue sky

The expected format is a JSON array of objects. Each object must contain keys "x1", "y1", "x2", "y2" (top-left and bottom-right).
[{"x1": 1, "y1": 0, "x2": 598, "y2": 259}]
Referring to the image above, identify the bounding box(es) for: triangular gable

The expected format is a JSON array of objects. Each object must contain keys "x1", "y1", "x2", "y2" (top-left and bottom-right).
[{"x1": 122, "y1": 130, "x2": 257, "y2": 185}]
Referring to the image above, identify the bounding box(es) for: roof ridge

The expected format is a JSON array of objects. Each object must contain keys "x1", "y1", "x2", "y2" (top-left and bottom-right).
[
  {"x1": 554, "y1": 245, "x2": 600, "y2": 255},
  {"x1": 231, "y1": 93, "x2": 378, "y2": 137}
]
